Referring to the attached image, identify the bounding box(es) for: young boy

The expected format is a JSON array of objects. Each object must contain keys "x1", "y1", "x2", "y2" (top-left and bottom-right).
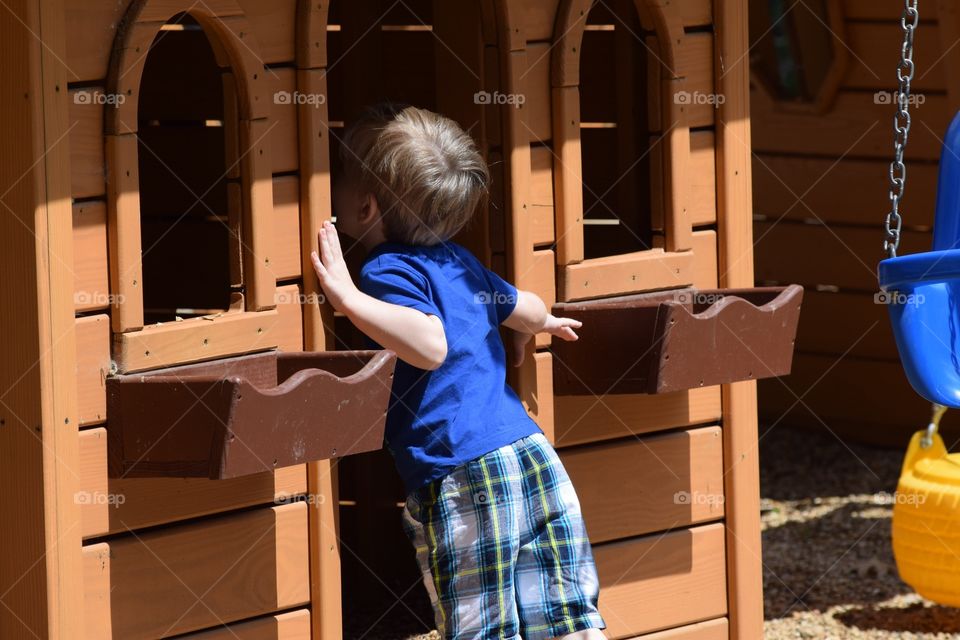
[{"x1": 310, "y1": 103, "x2": 607, "y2": 640}]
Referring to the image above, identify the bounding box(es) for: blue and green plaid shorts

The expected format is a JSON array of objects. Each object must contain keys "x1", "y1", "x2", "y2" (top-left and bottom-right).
[{"x1": 401, "y1": 432, "x2": 606, "y2": 640}]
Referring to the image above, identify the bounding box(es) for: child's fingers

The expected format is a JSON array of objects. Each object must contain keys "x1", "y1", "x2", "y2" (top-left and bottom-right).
[
  {"x1": 310, "y1": 251, "x2": 327, "y2": 279},
  {"x1": 324, "y1": 221, "x2": 343, "y2": 261},
  {"x1": 319, "y1": 227, "x2": 334, "y2": 264}
]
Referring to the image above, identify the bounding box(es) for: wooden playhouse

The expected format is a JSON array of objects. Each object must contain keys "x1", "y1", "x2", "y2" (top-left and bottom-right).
[{"x1": 1, "y1": 1, "x2": 800, "y2": 639}]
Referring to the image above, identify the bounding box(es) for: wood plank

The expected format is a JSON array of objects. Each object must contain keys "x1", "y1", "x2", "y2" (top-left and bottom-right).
[
  {"x1": 64, "y1": 0, "x2": 128, "y2": 82},
  {"x1": 631, "y1": 618, "x2": 728, "y2": 640},
  {"x1": 518, "y1": 0, "x2": 560, "y2": 41},
  {"x1": 751, "y1": 91, "x2": 950, "y2": 160},
  {"x1": 678, "y1": 32, "x2": 716, "y2": 129},
  {"x1": 2, "y1": 0, "x2": 83, "y2": 635},
  {"x1": 77, "y1": 427, "x2": 307, "y2": 538},
  {"x1": 73, "y1": 200, "x2": 109, "y2": 312},
  {"x1": 268, "y1": 67, "x2": 299, "y2": 174},
  {"x1": 553, "y1": 386, "x2": 723, "y2": 447},
  {"x1": 751, "y1": 154, "x2": 939, "y2": 227},
  {"x1": 692, "y1": 230, "x2": 717, "y2": 289},
  {"x1": 530, "y1": 145, "x2": 556, "y2": 245},
  {"x1": 560, "y1": 248, "x2": 694, "y2": 301},
  {"x1": 756, "y1": 353, "x2": 960, "y2": 447},
  {"x1": 82, "y1": 503, "x2": 310, "y2": 639},
  {"x1": 68, "y1": 88, "x2": 105, "y2": 198},
  {"x1": 112, "y1": 308, "x2": 284, "y2": 373},
  {"x1": 274, "y1": 283, "x2": 304, "y2": 351},
  {"x1": 561, "y1": 426, "x2": 724, "y2": 543},
  {"x1": 795, "y1": 289, "x2": 897, "y2": 360},
  {"x1": 242, "y1": 117, "x2": 278, "y2": 311},
  {"x1": 715, "y1": 3, "x2": 763, "y2": 638},
  {"x1": 178, "y1": 609, "x2": 311, "y2": 639},
  {"x1": 524, "y1": 42, "x2": 553, "y2": 144},
  {"x1": 76, "y1": 315, "x2": 110, "y2": 426},
  {"x1": 845, "y1": 22, "x2": 945, "y2": 92},
  {"x1": 679, "y1": 0, "x2": 713, "y2": 28},
  {"x1": 595, "y1": 523, "x2": 727, "y2": 638},
  {"x1": 753, "y1": 221, "x2": 928, "y2": 292},
  {"x1": 690, "y1": 131, "x2": 716, "y2": 226},
  {"x1": 552, "y1": 85, "x2": 584, "y2": 264},
  {"x1": 530, "y1": 249, "x2": 555, "y2": 348},
  {"x1": 106, "y1": 133, "x2": 145, "y2": 332},
  {"x1": 272, "y1": 175, "x2": 301, "y2": 280},
  {"x1": 519, "y1": 351, "x2": 555, "y2": 442},
  {"x1": 237, "y1": 0, "x2": 298, "y2": 64}
]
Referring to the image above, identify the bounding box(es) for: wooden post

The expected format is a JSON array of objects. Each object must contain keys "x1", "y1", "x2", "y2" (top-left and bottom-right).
[
  {"x1": 0, "y1": 0, "x2": 83, "y2": 638},
  {"x1": 716, "y1": 1, "x2": 765, "y2": 638}
]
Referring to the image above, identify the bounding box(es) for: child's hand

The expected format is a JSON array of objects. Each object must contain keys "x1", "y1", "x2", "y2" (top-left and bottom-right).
[
  {"x1": 311, "y1": 220, "x2": 360, "y2": 313},
  {"x1": 543, "y1": 314, "x2": 581, "y2": 341}
]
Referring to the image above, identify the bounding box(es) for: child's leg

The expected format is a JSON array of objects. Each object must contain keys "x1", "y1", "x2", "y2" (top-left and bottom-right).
[
  {"x1": 511, "y1": 433, "x2": 607, "y2": 640},
  {"x1": 400, "y1": 444, "x2": 528, "y2": 639}
]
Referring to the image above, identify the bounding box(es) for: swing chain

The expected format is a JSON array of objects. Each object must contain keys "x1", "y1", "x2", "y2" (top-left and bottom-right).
[{"x1": 885, "y1": 0, "x2": 919, "y2": 258}]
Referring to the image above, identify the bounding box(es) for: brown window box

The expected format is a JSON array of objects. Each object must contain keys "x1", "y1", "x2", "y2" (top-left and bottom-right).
[
  {"x1": 106, "y1": 350, "x2": 396, "y2": 479},
  {"x1": 551, "y1": 285, "x2": 803, "y2": 395}
]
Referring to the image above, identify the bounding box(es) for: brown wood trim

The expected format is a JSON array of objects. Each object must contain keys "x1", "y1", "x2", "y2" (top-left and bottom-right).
[{"x1": 559, "y1": 248, "x2": 694, "y2": 301}]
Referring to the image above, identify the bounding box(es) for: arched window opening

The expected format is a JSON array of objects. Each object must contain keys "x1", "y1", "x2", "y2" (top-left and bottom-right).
[
  {"x1": 137, "y1": 13, "x2": 238, "y2": 323},
  {"x1": 579, "y1": 0, "x2": 652, "y2": 259}
]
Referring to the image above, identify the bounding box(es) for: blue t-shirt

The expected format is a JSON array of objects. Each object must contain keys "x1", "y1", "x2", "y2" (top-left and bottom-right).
[{"x1": 358, "y1": 239, "x2": 543, "y2": 495}]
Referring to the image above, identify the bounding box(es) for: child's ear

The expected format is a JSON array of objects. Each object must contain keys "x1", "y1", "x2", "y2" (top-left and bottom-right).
[{"x1": 359, "y1": 192, "x2": 380, "y2": 222}]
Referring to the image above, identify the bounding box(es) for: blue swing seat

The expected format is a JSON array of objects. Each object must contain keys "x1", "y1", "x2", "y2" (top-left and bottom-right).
[{"x1": 879, "y1": 111, "x2": 960, "y2": 408}]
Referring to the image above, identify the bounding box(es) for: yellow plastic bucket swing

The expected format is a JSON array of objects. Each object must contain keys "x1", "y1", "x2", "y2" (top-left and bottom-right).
[{"x1": 893, "y1": 404, "x2": 960, "y2": 606}]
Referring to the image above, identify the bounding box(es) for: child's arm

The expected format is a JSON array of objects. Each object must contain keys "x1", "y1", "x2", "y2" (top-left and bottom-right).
[
  {"x1": 500, "y1": 290, "x2": 581, "y2": 367},
  {"x1": 310, "y1": 221, "x2": 447, "y2": 370}
]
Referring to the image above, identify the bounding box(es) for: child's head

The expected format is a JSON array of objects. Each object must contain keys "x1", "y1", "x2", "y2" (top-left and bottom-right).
[{"x1": 334, "y1": 103, "x2": 489, "y2": 247}]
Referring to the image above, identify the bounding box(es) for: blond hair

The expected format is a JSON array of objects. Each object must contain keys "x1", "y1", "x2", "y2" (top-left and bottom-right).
[{"x1": 339, "y1": 104, "x2": 490, "y2": 245}]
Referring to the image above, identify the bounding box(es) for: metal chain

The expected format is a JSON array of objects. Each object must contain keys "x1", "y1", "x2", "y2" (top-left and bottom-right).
[{"x1": 885, "y1": 0, "x2": 919, "y2": 258}]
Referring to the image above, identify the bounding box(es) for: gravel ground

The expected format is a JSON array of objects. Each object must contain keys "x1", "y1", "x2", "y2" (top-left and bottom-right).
[
  {"x1": 760, "y1": 423, "x2": 960, "y2": 639},
  {"x1": 346, "y1": 423, "x2": 960, "y2": 639}
]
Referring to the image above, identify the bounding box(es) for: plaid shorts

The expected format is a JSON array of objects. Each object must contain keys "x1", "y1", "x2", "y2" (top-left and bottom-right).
[{"x1": 401, "y1": 432, "x2": 606, "y2": 640}]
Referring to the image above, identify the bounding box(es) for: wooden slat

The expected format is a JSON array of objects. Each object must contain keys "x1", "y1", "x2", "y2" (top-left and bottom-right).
[
  {"x1": 690, "y1": 131, "x2": 716, "y2": 226},
  {"x1": 237, "y1": 0, "x2": 298, "y2": 64},
  {"x1": 561, "y1": 426, "x2": 724, "y2": 543},
  {"x1": 77, "y1": 427, "x2": 307, "y2": 538},
  {"x1": 106, "y1": 133, "x2": 145, "y2": 332},
  {"x1": 631, "y1": 618, "x2": 728, "y2": 640},
  {"x1": 517, "y1": 0, "x2": 560, "y2": 41},
  {"x1": 530, "y1": 249, "x2": 555, "y2": 348},
  {"x1": 560, "y1": 248, "x2": 694, "y2": 301},
  {"x1": 595, "y1": 523, "x2": 727, "y2": 638},
  {"x1": 845, "y1": 23, "x2": 944, "y2": 91},
  {"x1": 76, "y1": 315, "x2": 110, "y2": 426},
  {"x1": 272, "y1": 175, "x2": 301, "y2": 280},
  {"x1": 113, "y1": 308, "x2": 284, "y2": 373},
  {"x1": 754, "y1": 221, "x2": 927, "y2": 292},
  {"x1": 268, "y1": 67, "x2": 299, "y2": 174},
  {"x1": 552, "y1": 85, "x2": 584, "y2": 264},
  {"x1": 82, "y1": 503, "x2": 310, "y2": 639},
  {"x1": 692, "y1": 230, "x2": 717, "y2": 288},
  {"x1": 794, "y1": 289, "x2": 896, "y2": 360},
  {"x1": 242, "y1": 117, "x2": 278, "y2": 311},
  {"x1": 520, "y1": 351, "x2": 555, "y2": 442},
  {"x1": 73, "y1": 201, "x2": 109, "y2": 312},
  {"x1": 524, "y1": 42, "x2": 553, "y2": 144},
  {"x1": 530, "y1": 145, "x2": 556, "y2": 245},
  {"x1": 554, "y1": 386, "x2": 722, "y2": 447},
  {"x1": 275, "y1": 283, "x2": 304, "y2": 351},
  {"x1": 679, "y1": 0, "x2": 713, "y2": 28},
  {"x1": 68, "y1": 88, "x2": 105, "y2": 198},
  {"x1": 751, "y1": 92, "x2": 949, "y2": 160},
  {"x1": 178, "y1": 609, "x2": 311, "y2": 639},
  {"x1": 678, "y1": 32, "x2": 716, "y2": 129},
  {"x1": 756, "y1": 353, "x2": 960, "y2": 446},
  {"x1": 64, "y1": 0, "x2": 127, "y2": 82},
  {"x1": 752, "y1": 154, "x2": 939, "y2": 227},
  {"x1": 2, "y1": 0, "x2": 83, "y2": 635}
]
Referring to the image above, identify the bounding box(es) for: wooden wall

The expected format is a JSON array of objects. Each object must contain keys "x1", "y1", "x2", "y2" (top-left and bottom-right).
[
  {"x1": 750, "y1": 0, "x2": 960, "y2": 444},
  {"x1": 7, "y1": 0, "x2": 761, "y2": 638}
]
